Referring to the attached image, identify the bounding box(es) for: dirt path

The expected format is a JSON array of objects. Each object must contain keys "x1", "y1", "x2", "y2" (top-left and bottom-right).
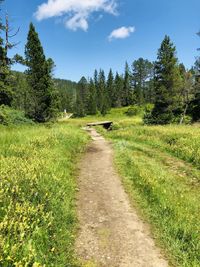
[{"x1": 75, "y1": 128, "x2": 169, "y2": 267}]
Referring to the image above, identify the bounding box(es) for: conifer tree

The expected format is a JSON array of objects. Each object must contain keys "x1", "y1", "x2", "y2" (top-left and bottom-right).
[
  {"x1": 25, "y1": 23, "x2": 57, "y2": 122},
  {"x1": 113, "y1": 72, "x2": 123, "y2": 107},
  {"x1": 146, "y1": 36, "x2": 182, "y2": 124},
  {"x1": 97, "y1": 69, "x2": 105, "y2": 112},
  {"x1": 75, "y1": 93, "x2": 85, "y2": 117},
  {"x1": 107, "y1": 68, "x2": 114, "y2": 108},
  {"x1": 94, "y1": 69, "x2": 98, "y2": 89},
  {"x1": 87, "y1": 78, "x2": 97, "y2": 115},
  {"x1": 122, "y1": 62, "x2": 132, "y2": 106},
  {"x1": 75, "y1": 76, "x2": 88, "y2": 117},
  {"x1": 132, "y1": 58, "x2": 153, "y2": 105}
]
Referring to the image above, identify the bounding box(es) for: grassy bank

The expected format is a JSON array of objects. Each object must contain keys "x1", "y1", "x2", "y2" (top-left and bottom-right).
[
  {"x1": 0, "y1": 123, "x2": 89, "y2": 266},
  {"x1": 90, "y1": 110, "x2": 200, "y2": 267}
]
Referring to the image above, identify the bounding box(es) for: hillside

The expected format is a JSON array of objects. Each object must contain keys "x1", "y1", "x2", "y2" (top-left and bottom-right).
[{"x1": 11, "y1": 71, "x2": 77, "y2": 113}]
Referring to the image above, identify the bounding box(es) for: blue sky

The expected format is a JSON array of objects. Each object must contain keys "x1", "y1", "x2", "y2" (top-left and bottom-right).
[{"x1": 2, "y1": 0, "x2": 200, "y2": 81}]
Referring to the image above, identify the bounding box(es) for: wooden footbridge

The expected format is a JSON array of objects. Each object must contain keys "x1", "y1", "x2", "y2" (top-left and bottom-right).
[{"x1": 86, "y1": 121, "x2": 113, "y2": 130}]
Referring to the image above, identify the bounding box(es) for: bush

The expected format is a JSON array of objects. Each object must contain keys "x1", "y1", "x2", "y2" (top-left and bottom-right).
[
  {"x1": 112, "y1": 122, "x2": 121, "y2": 130},
  {"x1": 0, "y1": 105, "x2": 34, "y2": 125},
  {"x1": 125, "y1": 106, "x2": 142, "y2": 116},
  {"x1": 172, "y1": 115, "x2": 192, "y2": 125},
  {"x1": 144, "y1": 103, "x2": 154, "y2": 113},
  {"x1": 144, "y1": 112, "x2": 174, "y2": 125}
]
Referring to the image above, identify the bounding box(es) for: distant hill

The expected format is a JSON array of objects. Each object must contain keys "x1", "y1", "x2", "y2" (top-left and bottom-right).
[
  {"x1": 54, "y1": 78, "x2": 77, "y2": 112},
  {"x1": 11, "y1": 71, "x2": 77, "y2": 112},
  {"x1": 54, "y1": 78, "x2": 77, "y2": 96}
]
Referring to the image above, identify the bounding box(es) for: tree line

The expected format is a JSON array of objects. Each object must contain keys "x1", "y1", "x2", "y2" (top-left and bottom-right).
[
  {"x1": 74, "y1": 59, "x2": 154, "y2": 117},
  {"x1": 75, "y1": 35, "x2": 200, "y2": 124},
  {"x1": 1, "y1": 0, "x2": 200, "y2": 124}
]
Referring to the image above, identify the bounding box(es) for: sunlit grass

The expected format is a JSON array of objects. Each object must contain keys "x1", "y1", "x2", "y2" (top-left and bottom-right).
[
  {"x1": 0, "y1": 123, "x2": 89, "y2": 266},
  {"x1": 1, "y1": 106, "x2": 200, "y2": 267},
  {"x1": 96, "y1": 113, "x2": 200, "y2": 267}
]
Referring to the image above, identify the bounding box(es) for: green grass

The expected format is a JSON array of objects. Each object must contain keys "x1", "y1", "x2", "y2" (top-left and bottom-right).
[
  {"x1": 95, "y1": 113, "x2": 200, "y2": 267},
  {"x1": 0, "y1": 123, "x2": 89, "y2": 267},
  {"x1": 66, "y1": 107, "x2": 142, "y2": 128},
  {"x1": 1, "y1": 106, "x2": 200, "y2": 267}
]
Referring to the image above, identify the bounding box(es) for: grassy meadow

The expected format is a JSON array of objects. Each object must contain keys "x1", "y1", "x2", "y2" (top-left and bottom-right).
[
  {"x1": 87, "y1": 109, "x2": 200, "y2": 267},
  {"x1": 0, "y1": 123, "x2": 89, "y2": 266},
  {"x1": 1, "y1": 107, "x2": 200, "y2": 267}
]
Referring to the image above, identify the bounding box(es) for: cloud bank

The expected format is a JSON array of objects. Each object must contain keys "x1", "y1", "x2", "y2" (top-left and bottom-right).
[
  {"x1": 108, "y1": 26, "x2": 135, "y2": 41},
  {"x1": 35, "y1": 0, "x2": 118, "y2": 31}
]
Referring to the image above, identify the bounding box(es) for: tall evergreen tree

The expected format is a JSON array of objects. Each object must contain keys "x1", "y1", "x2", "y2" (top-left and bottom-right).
[
  {"x1": 87, "y1": 78, "x2": 97, "y2": 115},
  {"x1": 96, "y1": 69, "x2": 105, "y2": 113},
  {"x1": 113, "y1": 72, "x2": 124, "y2": 107},
  {"x1": 122, "y1": 62, "x2": 132, "y2": 106},
  {"x1": 146, "y1": 36, "x2": 182, "y2": 124},
  {"x1": 132, "y1": 58, "x2": 153, "y2": 105},
  {"x1": 75, "y1": 76, "x2": 88, "y2": 117},
  {"x1": 25, "y1": 23, "x2": 57, "y2": 122},
  {"x1": 94, "y1": 69, "x2": 98, "y2": 89},
  {"x1": 107, "y1": 68, "x2": 114, "y2": 108}
]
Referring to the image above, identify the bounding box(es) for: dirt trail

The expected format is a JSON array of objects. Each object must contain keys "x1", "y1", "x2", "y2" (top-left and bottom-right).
[{"x1": 76, "y1": 128, "x2": 168, "y2": 267}]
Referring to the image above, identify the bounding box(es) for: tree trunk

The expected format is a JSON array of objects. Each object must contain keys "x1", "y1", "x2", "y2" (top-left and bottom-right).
[{"x1": 179, "y1": 104, "x2": 188, "y2": 124}]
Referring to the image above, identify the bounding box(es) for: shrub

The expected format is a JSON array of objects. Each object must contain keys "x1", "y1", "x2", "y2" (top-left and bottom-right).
[
  {"x1": 144, "y1": 111, "x2": 174, "y2": 125},
  {"x1": 112, "y1": 122, "x2": 121, "y2": 130},
  {"x1": 125, "y1": 106, "x2": 142, "y2": 117},
  {"x1": 172, "y1": 115, "x2": 192, "y2": 125},
  {"x1": 0, "y1": 105, "x2": 34, "y2": 125}
]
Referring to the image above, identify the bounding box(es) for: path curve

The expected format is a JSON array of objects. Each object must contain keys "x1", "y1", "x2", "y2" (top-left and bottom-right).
[{"x1": 76, "y1": 128, "x2": 168, "y2": 267}]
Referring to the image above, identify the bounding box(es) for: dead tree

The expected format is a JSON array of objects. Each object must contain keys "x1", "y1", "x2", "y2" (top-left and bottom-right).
[{"x1": 5, "y1": 13, "x2": 20, "y2": 64}]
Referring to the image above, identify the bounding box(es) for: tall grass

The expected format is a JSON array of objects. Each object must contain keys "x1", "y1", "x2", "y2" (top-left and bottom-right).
[
  {"x1": 0, "y1": 123, "x2": 89, "y2": 266},
  {"x1": 96, "y1": 114, "x2": 200, "y2": 267}
]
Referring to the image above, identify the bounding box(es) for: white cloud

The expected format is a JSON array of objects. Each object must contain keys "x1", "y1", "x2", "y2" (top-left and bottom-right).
[
  {"x1": 35, "y1": 0, "x2": 118, "y2": 31},
  {"x1": 108, "y1": 26, "x2": 135, "y2": 41}
]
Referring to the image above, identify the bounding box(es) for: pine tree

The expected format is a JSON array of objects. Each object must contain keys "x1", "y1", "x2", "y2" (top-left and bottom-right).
[
  {"x1": 95, "y1": 69, "x2": 102, "y2": 111},
  {"x1": 75, "y1": 93, "x2": 85, "y2": 117},
  {"x1": 146, "y1": 36, "x2": 182, "y2": 124},
  {"x1": 25, "y1": 23, "x2": 57, "y2": 122},
  {"x1": 107, "y1": 69, "x2": 114, "y2": 108},
  {"x1": 113, "y1": 72, "x2": 124, "y2": 107},
  {"x1": 97, "y1": 69, "x2": 104, "y2": 112},
  {"x1": 87, "y1": 78, "x2": 97, "y2": 115},
  {"x1": 122, "y1": 62, "x2": 132, "y2": 106},
  {"x1": 132, "y1": 58, "x2": 153, "y2": 105},
  {"x1": 94, "y1": 69, "x2": 98, "y2": 89},
  {"x1": 74, "y1": 76, "x2": 88, "y2": 117}
]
